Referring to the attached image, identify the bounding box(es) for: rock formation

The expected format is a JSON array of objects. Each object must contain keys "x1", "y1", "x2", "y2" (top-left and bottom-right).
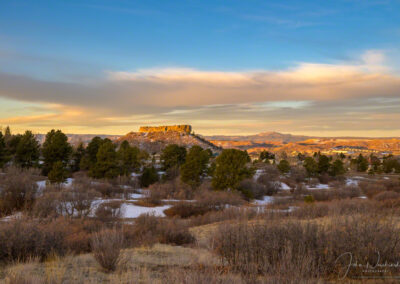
[{"x1": 139, "y1": 125, "x2": 192, "y2": 134}]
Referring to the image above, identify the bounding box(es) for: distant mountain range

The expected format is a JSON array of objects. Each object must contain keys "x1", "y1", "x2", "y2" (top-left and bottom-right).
[
  {"x1": 205, "y1": 132, "x2": 312, "y2": 143},
  {"x1": 33, "y1": 131, "x2": 400, "y2": 155}
]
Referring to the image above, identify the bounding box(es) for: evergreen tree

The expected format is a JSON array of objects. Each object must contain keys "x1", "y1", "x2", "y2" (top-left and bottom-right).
[
  {"x1": 15, "y1": 131, "x2": 40, "y2": 168},
  {"x1": 303, "y1": 157, "x2": 318, "y2": 177},
  {"x1": 140, "y1": 166, "x2": 159, "y2": 187},
  {"x1": 42, "y1": 129, "x2": 72, "y2": 175},
  {"x1": 4, "y1": 126, "x2": 11, "y2": 139},
  {"x1": 277, "y1": 159, "x2": 290, "y2": 174},
  {"x1": 0, "y1": 132, "x2": 6, "y2": 167},
  {"x1": 382, "y1": 156, "x2": 400, "y2": 174},
  {"x1": 356, "y1": 154, "x2": 368, "y2": 172},
  {"x1": 181, "y1": 146, "x2": 210, "y2": 187},
  {"x1": 370, "y1": 154, "x2": 381, "y2": 171},
  {"x1": 330, "y1": 159, "x2": 346, "y2": 176},
  {"x1": 160, "y1": 144, "x2": 186, "y2": 170},
  {"x1": 90, "y1": 140, "x2": 120, "y2": 179},
  {"x1": 6, "y1": 134, "x2": 22, "y2": 157},
  {"x1": 48, "y1": 161, "x2": 68, "y2": 183},
  {"x1": 79, "y1": 137, "x2": 105, "y2": 170},
  {"x1": 117, "y1": 140, "x2": 140, "y2": 175},
  {"x1": 259, "y1": 151, "x2": 275, "y2": 163},
  {"x1": 318, "y1": 155, "x2": 331, "y2": 174},
  {"x1": 212, "y1": 149, "x2": 253, "y2": 190},
  {"x1": 72, "y1": 142, "x2": 86, "y2": 172},
  {"x1": 87, "y1": 137, "x2": 105, "y2": 165}
]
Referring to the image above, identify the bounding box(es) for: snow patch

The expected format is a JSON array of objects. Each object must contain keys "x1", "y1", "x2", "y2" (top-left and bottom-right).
[
  {"x1": 121, "y1": 204, "x2": 171, "y2": 218},
  {"x1": 253, "y1": 196, "x2": 274, "y2": 205},
  {"x1": 307, "y1": 183, "x2": 330, "y2": 190},
  {"x1": 346, "y1": 179, "x2": 358, "y2": 186},
  {"x1": 36, "y1": 180, "x2": 47, "y2": 190},
  {"x1": 280, "y1": 182, "x2": 291, "y2": 190}
]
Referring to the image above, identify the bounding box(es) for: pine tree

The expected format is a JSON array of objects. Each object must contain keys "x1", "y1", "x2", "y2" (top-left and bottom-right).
[
  {"x1": 90, "y1": 140, "x2": 120, "y2": 179},
  {"x1": 0, "y1": 132, "x2": 6, "y2": 167},
  {"x1": 161, "y1": 144, "x2": 187, "y2": 170},
  {"x1": 212, "y1": 149, "x2": 253, "y2": 190},
  {"x1": 303, "y1": 157, "x2": 318, "y2": 177},
  {"x1": 277, "y1": 159, "x2": 291, "y2": 174},
  {"x1": 117, "y1": 141, "x2": 140, "y2": 175},
  {"x1": 42, "y1": 129, "x2": 72, "y2": 175},
  {"x1": 48, "y1": 161, "x2": 68, "y2": 183},
  {"x1": 72, "y1": 142, "x2": 86, "y2": 172},
  {"x1": 181, "y1": 146, "x2": 210, "y2": 187},
  {"x1": 15, "y1": 131, "x2": 40, "y2": 168}
]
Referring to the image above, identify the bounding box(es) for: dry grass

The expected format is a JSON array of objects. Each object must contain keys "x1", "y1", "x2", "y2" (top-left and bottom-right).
[{"x1": 0, "y1": 244, "x2": 220, "y2": 284}]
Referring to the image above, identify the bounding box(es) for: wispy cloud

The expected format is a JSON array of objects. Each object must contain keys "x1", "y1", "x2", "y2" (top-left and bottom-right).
[{"x1": 0, "y1": 50, "x2": 399, "y2": 135}]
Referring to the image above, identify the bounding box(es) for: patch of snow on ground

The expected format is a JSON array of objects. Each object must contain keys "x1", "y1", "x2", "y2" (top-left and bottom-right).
[
  {"x1": 346, "y1": 179, "x2": 358, "y2": 186},
  {"x1": 121, "y1": 204, "x2": 171, "y2": 218},
  {"x1": 0, "y1": 212, "x2": 23, "y2": 222},
  {"x1": 307, "y1": 183, "x2": 330, "y2": 190},
  {"x1": 253, "y1": 196, "x2": 274, "y2": 205},
  {"x1": 280, "y1": 182, "x2": 291, "y2": 190},
  {"x1": 36, "y1": 180, "x2": 47, "y2": 190},
  {"x1": 128, "y1": 193, "x2": 145, "y2": 199},
  {"x1": 63, "y1": 178, "x2": 74, "y2": 187},
  {"x1": 253, "y1": 169, "x2": 264, "y2": 181}
]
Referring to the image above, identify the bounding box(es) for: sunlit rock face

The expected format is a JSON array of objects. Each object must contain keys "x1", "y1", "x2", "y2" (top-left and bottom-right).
[{"x1": 139, "y1": 125, "x2": 192, "y2": 134}]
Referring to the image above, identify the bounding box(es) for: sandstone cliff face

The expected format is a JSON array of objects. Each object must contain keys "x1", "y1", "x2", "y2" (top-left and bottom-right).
[{"x1": 139, "y1": 125, "x2": 192, "y2": 133}]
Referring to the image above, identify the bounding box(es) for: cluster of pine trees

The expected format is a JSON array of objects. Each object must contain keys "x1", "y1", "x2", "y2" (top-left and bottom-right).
[{"x1": 0, "y1": 127, "x2": 149, "y2": 183}]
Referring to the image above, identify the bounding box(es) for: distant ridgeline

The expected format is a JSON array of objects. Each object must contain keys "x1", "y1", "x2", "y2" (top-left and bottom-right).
[{"x1": 139, "y1": 125, "x2": 192, "y2": 134}]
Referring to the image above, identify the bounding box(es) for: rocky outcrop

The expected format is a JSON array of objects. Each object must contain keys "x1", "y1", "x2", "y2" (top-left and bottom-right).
[{"x1": 139, "y1": 125, "x2": 192, "y2": 133}]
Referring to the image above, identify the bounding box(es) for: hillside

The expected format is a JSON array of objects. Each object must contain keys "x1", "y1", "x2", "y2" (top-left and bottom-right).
[{"x1": 117, "y1": 130, "x2": 220, "y2": 153}]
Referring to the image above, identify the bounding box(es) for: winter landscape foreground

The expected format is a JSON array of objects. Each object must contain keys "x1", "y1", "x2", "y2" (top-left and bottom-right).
[{"x1": 0, "y1": 125, "x2": 400, "y2": 283}]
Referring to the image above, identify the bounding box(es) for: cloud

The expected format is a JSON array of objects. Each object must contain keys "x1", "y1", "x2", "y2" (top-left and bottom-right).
[{"x1": 0, "y1": 50, "x2": 399, "y2": 135}]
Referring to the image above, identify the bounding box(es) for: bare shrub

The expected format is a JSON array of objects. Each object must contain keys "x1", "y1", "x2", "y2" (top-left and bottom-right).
[
  {"x1": 164, "y1": 202, "x2": 212, "y2": 218},
  {"x1": 91, "y1": 228, "x2": 124, "y2": 272},
  {"x1": 289, "y1": 166, "x2": 307, "y2": 183},
  {"x1": 157, "y1": 219, "x2": 195, "y2": 245},
  {"x1": 0, "y1": 217, "x2": 103, "y2": 263},
  {"x1": 214, "y1": 215, "x2": 400, "y2": 279},
  {"x1": 257, "y1": 174, "x2": 281, "y2": 195},
  {"x1": 0, "y1": 218, "x2": 66, "y2": 262},
  {"x1": 310, "y1": 186, "x2": 361, "y2": 201},
  {"x1": 238, "y1": 179, "x2": 266, "y2": 199},
  {"x1": 189, "y1": 207, "x2": 256, "y2": 227},
  {"x1": 126, "y1": 213, "x2": 159, "y2": 246},
  {"x1": 359, "y1": 181, "x2": 383, "y2": 198},
  {"x1": 148, "y1": 178, "x2": 194, "y2": 200},
  {"x1": 374, "y1": 190, "x2": 400, "y2": 201},
  {"x1": 32, "y1": 190, "x2": 60, "y2": 218},
  {"x1": 292, "y1": 199, "x2": 374, "y2": 219},
  {"x1": 95, "y1": 201, "x2": 123, "y2": 223},
  {"x1": 0, "y1": 167, "x2": 38, "y2": 215},
  {"x1": 57, "y1": 184, "x2": 99, "y2": 218},
  {"x1": 383, "y1": 179, "x2": 400, "y2": 193},
  {"x1": 194, "y1": 189, "x2": 244, "y2": 207},
  {"x1": 92, "y1": 182, "x2": 119, "y2": 197},
  {"x1": 317, "y1": 173, "x2": 334, "y2": 184},
  {"x1": 143, "y1": 187, "x2": 163, "y2": 205},
  {"x1": 125, "y1": 213, "x2": 194, "y2": 247}
]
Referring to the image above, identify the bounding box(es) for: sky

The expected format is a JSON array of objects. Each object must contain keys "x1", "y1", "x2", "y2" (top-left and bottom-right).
[{"x1": 0, "y1": 0, "x2": 400, "y2": 136}]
